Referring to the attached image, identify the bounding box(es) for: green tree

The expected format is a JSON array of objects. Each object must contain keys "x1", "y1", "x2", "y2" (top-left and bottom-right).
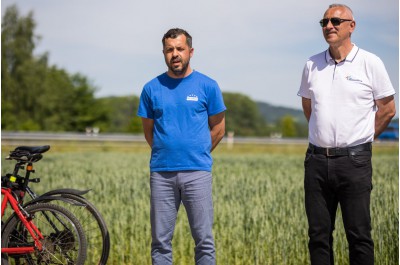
[
  {"x1": 97, "y1": 96, "x2": 142, "y2": 133},
  {"x1": 1, "y1": 5, "x2": 39, "y2": 130},
  {"x1": 223, "y1": 92, "x2": 268, "y2": 136},
  {"x1": 1, "y1": 5, "x2": 108, "y2": 132},
  {"x1": 280, "y1": 115, "x2": 297, "y2": 137},
  {"x1": 295, "y1": 121, "x2": 308, "y2": 138}
]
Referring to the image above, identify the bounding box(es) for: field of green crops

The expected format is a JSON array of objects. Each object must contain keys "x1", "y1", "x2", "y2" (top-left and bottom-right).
[{"x1": 1, "y1": 142, "x2": 398, "y2": 265}]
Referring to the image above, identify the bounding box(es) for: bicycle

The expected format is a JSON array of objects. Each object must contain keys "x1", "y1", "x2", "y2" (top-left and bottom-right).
[
  {"x1": 1, "y1": 179, "x2": 87, "y2": 264},
  {"x1": 3, "y1": 145, "x2": 110, "y2": 265}
]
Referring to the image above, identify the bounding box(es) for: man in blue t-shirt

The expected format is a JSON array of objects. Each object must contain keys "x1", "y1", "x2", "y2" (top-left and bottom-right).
[{"x1": 137, "y1": 28, "x2": 226, "y2": 265}]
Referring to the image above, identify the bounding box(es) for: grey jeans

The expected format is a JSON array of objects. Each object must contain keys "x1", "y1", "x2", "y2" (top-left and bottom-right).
[{"x1": 150, "y1": 171, "x2": 215, "y2": 265}]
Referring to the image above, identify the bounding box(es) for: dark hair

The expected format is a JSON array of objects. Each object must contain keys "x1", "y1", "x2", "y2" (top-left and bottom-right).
[{"x1": 162, "y1": 28, "x2": 192, "y2": 48}]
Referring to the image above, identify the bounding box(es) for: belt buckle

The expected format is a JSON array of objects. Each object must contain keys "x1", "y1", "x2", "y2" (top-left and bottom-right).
[{"x1": 326, "y1": 148, "x2": 334, "y2": 157}]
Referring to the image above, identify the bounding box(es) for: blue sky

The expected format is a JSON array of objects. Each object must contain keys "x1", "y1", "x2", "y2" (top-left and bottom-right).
[{"x1": 2, "y1": 0, "x2": 398, "y2": 110}]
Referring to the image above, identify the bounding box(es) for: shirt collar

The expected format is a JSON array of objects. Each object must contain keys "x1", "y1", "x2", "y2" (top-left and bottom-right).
[{"x1": 325, "y1": 44, "x2": 360, "y2": 64}]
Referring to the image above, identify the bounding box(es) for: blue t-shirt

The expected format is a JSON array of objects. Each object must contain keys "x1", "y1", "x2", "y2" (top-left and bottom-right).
[{"x1": 137, "y1": 71, "x2": 226, "y2": 172}]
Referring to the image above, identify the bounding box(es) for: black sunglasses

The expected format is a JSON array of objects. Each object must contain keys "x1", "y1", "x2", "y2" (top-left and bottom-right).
[{"x1": 319, "y1": 17, "x2": 353, "y2": 27}]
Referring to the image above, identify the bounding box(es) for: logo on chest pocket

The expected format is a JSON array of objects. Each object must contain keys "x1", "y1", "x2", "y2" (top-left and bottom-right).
[
  {"x1": 186, "y1": 94, "x2": 198, "y2": 101},
  {"x1": 346, "y1": 75, "x2": 363, "y2": 82}
]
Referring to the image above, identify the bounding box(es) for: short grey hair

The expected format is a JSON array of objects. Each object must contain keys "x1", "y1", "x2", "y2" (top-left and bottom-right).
[{"x1": 328, "y1": 4, "x2": 355, "y2": 20}]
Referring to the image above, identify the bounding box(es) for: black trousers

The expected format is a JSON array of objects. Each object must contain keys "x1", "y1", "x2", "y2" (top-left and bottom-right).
[{"x1": 304, "y1": 145, "x2": 374, "y2": 265}]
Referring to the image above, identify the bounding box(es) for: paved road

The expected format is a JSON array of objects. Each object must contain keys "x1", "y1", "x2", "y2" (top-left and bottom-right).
[
  {"x1": 2, "y1": 131, "x2": 146, "y2": 142},
  {"x1": 1, "y1": 131, "x2": 397, "y2": 146},
  {"x1": 1, "y1": 131, "x2": 308, "y2": 145}
]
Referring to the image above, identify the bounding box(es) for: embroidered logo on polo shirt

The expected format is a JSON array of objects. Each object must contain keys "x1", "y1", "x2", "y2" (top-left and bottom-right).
[
  {"x1": 346, "y1": 75, "x2": 363, "y2": 82},
  {"x1": 186, "y1": 94, "x2": 198, "y2": 101}
]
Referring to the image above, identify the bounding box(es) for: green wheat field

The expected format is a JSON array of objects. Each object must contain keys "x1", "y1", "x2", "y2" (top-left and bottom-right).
[{"x1": 1, "y1": 141, "x2": 398, "y2": 265}]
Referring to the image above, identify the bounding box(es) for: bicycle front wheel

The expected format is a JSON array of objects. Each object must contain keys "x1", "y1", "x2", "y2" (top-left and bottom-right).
[
  {"x1": 36, "y1": 193, "x2": 110, "y2": 264},
  {"x1": 58, "y1": 193, "x2": 110, "y2": 265},
  {"x1": 1, "y1": 203, "x2": 87, "y2": 265}
]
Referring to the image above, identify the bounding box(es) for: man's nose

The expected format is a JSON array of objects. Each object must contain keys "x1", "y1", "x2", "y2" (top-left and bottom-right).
[
  {"x1": 326, "y1": 20, "x2": 334, "y2": 28},
  {"x1": 172, "y1": 48, "x2": 179, "y2": 56}
]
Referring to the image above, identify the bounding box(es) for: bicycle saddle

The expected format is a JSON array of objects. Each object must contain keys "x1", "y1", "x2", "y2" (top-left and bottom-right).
[
  {"x1": 14, "y1": 145, "x2": 50, "y2": 154},
  {"x1": 7, "y1": 145, "x2": 50, "y2": 162}
]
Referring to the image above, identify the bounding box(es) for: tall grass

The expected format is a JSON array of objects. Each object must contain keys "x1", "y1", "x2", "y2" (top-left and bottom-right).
[{"x1": 1, "y1": 143, "x2": 398, "y2": 264}]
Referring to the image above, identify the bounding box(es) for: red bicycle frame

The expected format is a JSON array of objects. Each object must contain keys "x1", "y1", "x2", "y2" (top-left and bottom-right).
[{"x1": 1, "y1": 187, "x2": 44, "y2": 254}]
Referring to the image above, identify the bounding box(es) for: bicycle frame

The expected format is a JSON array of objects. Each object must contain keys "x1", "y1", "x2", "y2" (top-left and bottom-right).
[{"x1": 1, "y1": 187, "x2": 44, "y2": 254}]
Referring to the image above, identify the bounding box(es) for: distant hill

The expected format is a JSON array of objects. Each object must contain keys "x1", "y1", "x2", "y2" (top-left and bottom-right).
[{"x1": 256, "y1": 101, "x2": 307, "y2": 124}]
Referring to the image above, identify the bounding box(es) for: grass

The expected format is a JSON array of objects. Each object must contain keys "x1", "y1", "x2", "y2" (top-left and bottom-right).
[{"x1": 1, "y1": 141, "x2": 398, "y2": 264}]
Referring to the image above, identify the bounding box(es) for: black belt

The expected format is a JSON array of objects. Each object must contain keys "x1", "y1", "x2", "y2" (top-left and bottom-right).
[{"x1": 309, "y1": 142, "x2": 372, "y2": 157}]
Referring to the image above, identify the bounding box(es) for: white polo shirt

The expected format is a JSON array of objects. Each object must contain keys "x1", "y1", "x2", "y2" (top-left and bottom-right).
[{"x1": 298, "y1": 44, "x2": 395, "y2": 148}]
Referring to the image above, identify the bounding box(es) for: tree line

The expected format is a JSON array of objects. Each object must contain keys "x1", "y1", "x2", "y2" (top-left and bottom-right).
[{"x1": 1, "y1": 5, "x2": 307, "y2": 137}]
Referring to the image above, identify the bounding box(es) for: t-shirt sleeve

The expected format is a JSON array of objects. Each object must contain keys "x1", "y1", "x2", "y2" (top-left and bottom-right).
[
  {"x1": 207, "y1": 82, "x2": 227, "y2": 116},
  {"x1": 137, "y1": 86, "x2": 154, "y2": 119},
  {"x1": 369, "y1": 55, "x2": 396, "y2": 100},
  {"x1": 297, "y1": 62, "x2": 311, "y2": 99}
]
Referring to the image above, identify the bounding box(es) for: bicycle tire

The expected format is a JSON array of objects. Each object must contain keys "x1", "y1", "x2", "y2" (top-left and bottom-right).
[
  {"x1": 1, "y1": 203, "x2": 87, "y2": 265},
  {"x1": 38, "y1": 193, "x2": 110, "y2": 265}
]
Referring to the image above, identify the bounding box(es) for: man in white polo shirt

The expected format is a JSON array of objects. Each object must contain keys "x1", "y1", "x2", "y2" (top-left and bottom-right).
[{"x1": 298, "y1": 4, "x2": 396, "y2": 265}]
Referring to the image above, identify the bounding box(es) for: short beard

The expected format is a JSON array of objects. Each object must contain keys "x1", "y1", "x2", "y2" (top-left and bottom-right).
[
  {"x1": 170, "y1": 61, "x2": 189, "y2": 76},
  {"x1": 171, "y1": 66, "x2": 186, "y2": 75}
]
